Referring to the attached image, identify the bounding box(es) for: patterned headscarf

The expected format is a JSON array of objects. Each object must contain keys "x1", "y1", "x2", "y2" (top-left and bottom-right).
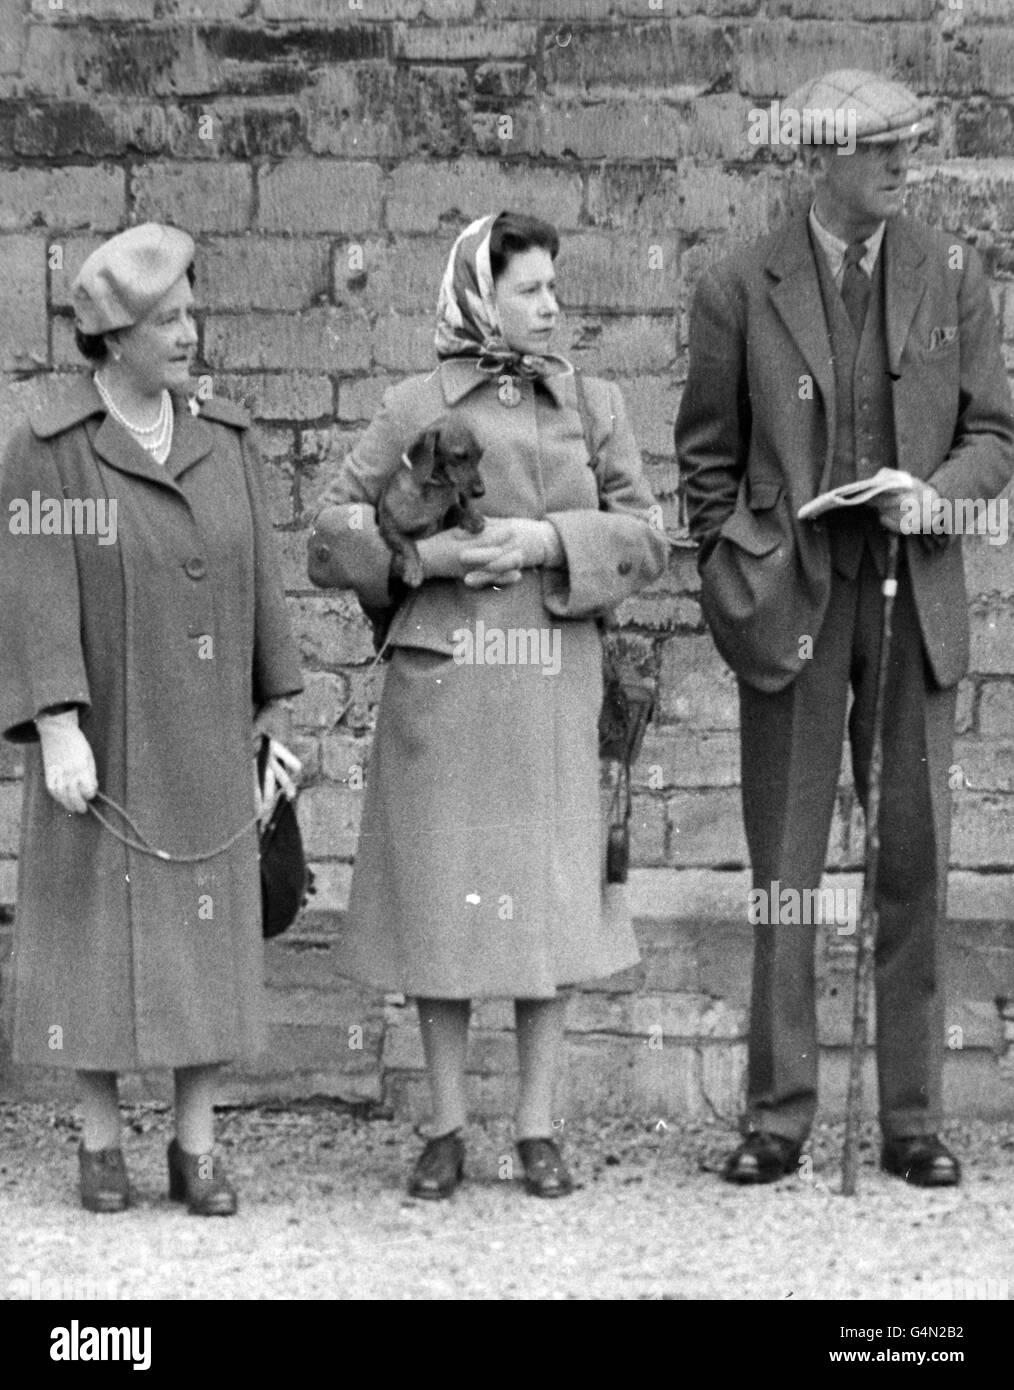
[{"x1": 433, "y1": 214, "x2": 571, "y2": 379}]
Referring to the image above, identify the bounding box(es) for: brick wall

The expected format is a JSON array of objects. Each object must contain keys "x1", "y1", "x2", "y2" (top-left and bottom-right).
[{"x1": 1, "y1": 0, "x2": 1013, "y2": 1117}]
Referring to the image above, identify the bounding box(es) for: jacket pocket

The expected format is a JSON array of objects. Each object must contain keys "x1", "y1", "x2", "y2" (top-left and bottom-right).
[
  {"x1": 746, "y1": 479, "x2": 782, "y2": 511},
  {"x1": 716, "y1": 481, "x2": 784, "y2": 557}
]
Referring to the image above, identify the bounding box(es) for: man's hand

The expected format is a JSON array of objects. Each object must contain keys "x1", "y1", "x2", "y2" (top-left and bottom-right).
[
  {"x1": 872, "y1": 477, "x2": 942, "y2": 534},
  {"x1": 36, "y1": 709, "x2": 97, "y2": 815}
]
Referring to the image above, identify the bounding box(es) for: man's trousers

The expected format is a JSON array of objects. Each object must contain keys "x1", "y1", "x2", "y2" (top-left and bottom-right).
[{"x1": 738, "y1": 542, "x2": 956, "y2": 1142}]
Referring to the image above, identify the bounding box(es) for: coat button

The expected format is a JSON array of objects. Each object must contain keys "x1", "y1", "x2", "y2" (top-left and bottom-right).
[
  {"x1": 618, "y1": 559, "x2": 632, "y2": 576},
  {"x1": 314, "y1": 543, "x2": 331, "y2": 563},
  {"x1": 184, "y1": 557, "x2": 207, "y2": 580}
]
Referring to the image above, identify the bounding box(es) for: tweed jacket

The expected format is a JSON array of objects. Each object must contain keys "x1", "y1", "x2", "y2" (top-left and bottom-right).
[{"x1": 676, "y1": 213, "x2": 1014, "y2": 692}]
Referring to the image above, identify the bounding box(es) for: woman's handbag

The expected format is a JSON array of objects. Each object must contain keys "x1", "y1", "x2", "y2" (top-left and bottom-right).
[
  {"x1": 572, "y1": 368, "x2": 656, "y2": 883},
  {"x1": 257, "y1": 738, "x2": 315, "y2": 939},
  {"x1": 599, "y1": 636, "x2": 654, "y2": 884},
  {"x1": 597, "y1": 637, "x2": 655, "y2": 765},
  {"x1": 572, "y1": 368, "x2": 656, "y2": 762}
]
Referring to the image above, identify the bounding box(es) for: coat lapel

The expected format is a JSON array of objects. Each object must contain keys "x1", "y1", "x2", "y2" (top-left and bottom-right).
[
  {"x1": 89, "y1": 393, "x2": 213, "y2": 489},
  {"x1": 164, "y1": 395, "x2": 213, "y2": 482},
  {"x1": 884, "y1": 218, "x2": 928, "y2": 374},
  {"x1": 766, "y1": 214, "x2": 835, "y2": 408},
  {"x1": 90, "y1": 414, "x2": 171, "y2": 488}
]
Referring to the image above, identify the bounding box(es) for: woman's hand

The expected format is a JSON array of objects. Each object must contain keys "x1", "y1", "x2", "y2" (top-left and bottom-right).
[
  {"x1": 461, "y1": 518, "x2": 563, "y2": 586},
  {"x1": 36, "y1": 709, "x2": 97, "y2": 815},
  {"x1": 256, "y1": 738, "x2": 303, "y2": 816},
  {"x1": 416, "y1": 526, "x2": 522, "y2": 587},
  {"x1": 419, "y1": 519, "x2": 562, "y2": 587},
  {"x1": 253, "y1": 700, "x2": 302, "y2": 813},
  {"x1": 253, "y1": 696, "x2": 294, "y2": 748}
]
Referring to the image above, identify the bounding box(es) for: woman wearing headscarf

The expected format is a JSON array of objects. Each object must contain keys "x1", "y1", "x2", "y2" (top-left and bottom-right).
[
  {"x1": 0, "y1": 224, "x2": 303, "y2": 1215},
  {"x1": 311, "y1": 212, "x2": 668, "y2": 1199}
]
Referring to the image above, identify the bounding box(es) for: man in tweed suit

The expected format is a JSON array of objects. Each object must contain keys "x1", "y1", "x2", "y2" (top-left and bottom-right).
[{"x1": 676, "y1": 72, "x2": 1014, "y2": 1186}]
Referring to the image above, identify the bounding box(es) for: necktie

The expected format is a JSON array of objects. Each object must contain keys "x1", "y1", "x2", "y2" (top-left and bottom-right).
[{"x1": 841, "y1": 240, "x2": 871, "y2": 336}]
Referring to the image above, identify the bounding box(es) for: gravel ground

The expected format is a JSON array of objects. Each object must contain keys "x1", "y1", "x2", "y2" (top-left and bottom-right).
[{"x1": 2, "y1": 1101, "x2": 1013, "y2": 1301}]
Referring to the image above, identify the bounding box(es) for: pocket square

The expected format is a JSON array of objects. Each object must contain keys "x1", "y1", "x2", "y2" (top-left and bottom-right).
[{"x1": 929, "y1": 325, "x2": 958, "y2": 351}]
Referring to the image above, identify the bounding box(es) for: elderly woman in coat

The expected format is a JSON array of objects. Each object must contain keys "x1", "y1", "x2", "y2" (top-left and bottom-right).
[
  {"x1": 310, "y1": 211, "x2": 668, "y2": 1199},
  {"x1": 0, "y1": 224, "x2": 303, "y2": 1215}
]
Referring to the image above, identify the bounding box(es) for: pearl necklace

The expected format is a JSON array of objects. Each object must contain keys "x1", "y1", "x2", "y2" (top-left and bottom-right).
[{"x1": 94, "y1": 373, "x2": 173, "y2": 464}]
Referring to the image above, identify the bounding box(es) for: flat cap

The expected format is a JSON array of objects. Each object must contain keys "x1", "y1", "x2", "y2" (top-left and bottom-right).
[
  {"x1": 72, "y1": 223, "x2": 195, "y2": 336},
  {"x1": 783, "y1": 69, "x2": 933, "y2": 145}
]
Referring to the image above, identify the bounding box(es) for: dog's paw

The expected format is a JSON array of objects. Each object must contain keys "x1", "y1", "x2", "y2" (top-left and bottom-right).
[{"x1": 402, "y1": 554, "x2": 425, "y2": 587}]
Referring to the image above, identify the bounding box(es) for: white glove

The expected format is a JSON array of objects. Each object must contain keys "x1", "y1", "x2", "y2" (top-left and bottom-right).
[
  {"x1": 256, "y1": 737, "x2": 303, "y2": 819},
  {"x1": 36, "y1": 709, "x2": 97, "y2": 815},
  {"x1": 446, "y1": 518, "x2": 563, "y2": 586}
]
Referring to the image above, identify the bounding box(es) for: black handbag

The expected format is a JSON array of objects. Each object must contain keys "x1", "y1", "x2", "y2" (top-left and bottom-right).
[
  {"x1": 597, "y1": 636, "x2": 655, "y2": 765},
  {"x1": 572, "y1": 368, "x2": 657, "y2": 883},
  {"x1": 257, "y1": 738, "x2": 315, "y2": 939},
  {"x1": 598, "y1": 633, "x2": 655, "y2": 884},
  {"x1": 572, "y1": 368, "x2": 656, "y2": 761}
]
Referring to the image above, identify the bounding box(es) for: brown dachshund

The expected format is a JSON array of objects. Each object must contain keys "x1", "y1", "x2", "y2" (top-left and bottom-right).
[{"x1": 377, "y1": 416, "x2": 485, "y2": 587}]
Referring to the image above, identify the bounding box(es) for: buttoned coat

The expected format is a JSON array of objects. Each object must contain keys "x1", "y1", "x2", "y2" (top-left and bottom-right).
[
  {"x1": 677, "y1": 213, "x2": 1014, "y2": 693},
  {"x1": 0, "y1": 378, "x2": 302, "y2": 1070},
  {"x1": 310, "y1": 359, "x2": 669, "y2": 997}
]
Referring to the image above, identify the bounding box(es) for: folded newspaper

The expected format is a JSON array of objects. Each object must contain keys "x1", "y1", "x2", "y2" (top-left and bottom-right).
[{"x1": 797, "y1": 468, "x2": 914, "y2": 521}]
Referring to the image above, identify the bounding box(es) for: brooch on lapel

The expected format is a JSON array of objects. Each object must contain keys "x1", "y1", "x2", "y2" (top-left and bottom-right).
[{"x1": 929, "y1": 325, "x2": 958, "y2": 351}]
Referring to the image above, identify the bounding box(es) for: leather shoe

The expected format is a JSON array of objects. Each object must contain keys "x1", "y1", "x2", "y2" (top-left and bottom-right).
[
  {"x1": 78, "y1": 1142, "x2": 130, "y2": 1213},
  {"x1": 167, "y1": 1138, "x2": 238, "y2": 1216},
  {"x1": 723, "y1": 1131, "x2": 802, "y2": 1185},
  {"x1": 408, "y1": 1129, "x2": 465, "y2": 1200},
  {"x1": 516, "y1": 1137, "x2": 573, "y2": 1198},
  {"x1": 881, "y1": 1134, "x2": 961, "y2": 1188}
]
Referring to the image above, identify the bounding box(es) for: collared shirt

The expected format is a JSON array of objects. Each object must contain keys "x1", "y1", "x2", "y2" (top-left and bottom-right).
[{"x1": 808, "y1": 202, "x2": 886, "y2": 288}]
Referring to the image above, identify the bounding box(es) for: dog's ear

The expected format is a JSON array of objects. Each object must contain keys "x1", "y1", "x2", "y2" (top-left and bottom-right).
[{"x1": 407, "y1": 426, "x2": 439, "y2": 481}]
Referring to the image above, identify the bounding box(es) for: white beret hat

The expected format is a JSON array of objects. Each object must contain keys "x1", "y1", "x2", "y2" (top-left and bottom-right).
[
  {"x1": 783, "y1": 69, "x2": 934, "y2": 145},
  {"x1": 72, "y1": 223, "x2": 195, "y2": 336}
]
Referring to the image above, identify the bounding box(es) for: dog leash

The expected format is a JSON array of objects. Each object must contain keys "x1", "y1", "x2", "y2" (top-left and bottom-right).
[
  {"x1": 87, "y1": 790, "x2": 262, "y2": 864},
  {"x1": 329, "y1": 632, "x2": 393, "y2": 726},
  {"x1": 86, "y1": 636, "x2": 394, "y2": 860}
]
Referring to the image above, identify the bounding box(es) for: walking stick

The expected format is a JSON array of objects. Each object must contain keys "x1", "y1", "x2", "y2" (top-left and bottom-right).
[{"x1": 841, "y1": 532, "x2": 901, "y2": 1196}]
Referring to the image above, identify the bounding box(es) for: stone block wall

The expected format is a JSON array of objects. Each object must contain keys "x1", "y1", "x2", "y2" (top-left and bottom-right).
[{"x1": 1, "y1": 0, "x2": 1013, "y2": 1117}]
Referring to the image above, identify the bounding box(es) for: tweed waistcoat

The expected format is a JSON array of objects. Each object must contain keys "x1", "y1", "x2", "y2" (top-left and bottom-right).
[{"x1": 812, "y1": 232, "x2": 896, "y2": 579}]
